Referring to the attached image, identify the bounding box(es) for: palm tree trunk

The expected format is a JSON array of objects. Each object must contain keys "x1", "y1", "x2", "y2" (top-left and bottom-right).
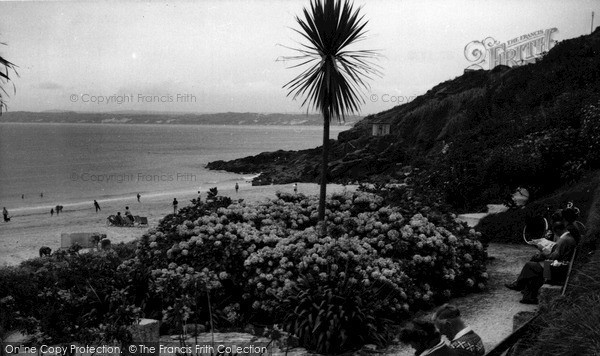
[{"x1": 318, "y1": 111, "x2": 330, "y2": 225}]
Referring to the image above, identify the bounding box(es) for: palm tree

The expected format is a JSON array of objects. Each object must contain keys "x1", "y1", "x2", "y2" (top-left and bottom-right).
[
  {"x1": 281, "y1": 0, "x2": 380, "y2": 229},
  {"x1": 0, "y1": 43, "x2": 18, "y2": 114}
]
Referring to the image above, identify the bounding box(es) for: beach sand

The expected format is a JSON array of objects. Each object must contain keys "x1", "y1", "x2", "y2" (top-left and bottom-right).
[{"x1": 0, "y1": 182, "x2": 356, "y2": 266}]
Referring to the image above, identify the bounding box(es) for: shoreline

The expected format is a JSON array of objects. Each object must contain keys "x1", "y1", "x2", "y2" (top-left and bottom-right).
[
  {"x1": 0, "y1": 183, "x2": 357, "y2": 266},
  {"x1": 2, "y1": 175, "x2": 263, "y2": 217}
]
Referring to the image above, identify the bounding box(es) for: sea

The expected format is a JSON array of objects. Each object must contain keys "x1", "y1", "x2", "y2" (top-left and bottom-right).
[{"x1": 0, "y1": 122, "x2": 349, "y2": 215}]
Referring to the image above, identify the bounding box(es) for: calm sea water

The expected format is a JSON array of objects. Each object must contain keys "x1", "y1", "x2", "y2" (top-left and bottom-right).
[{"x1": 0, "y1": 122, "x2": 348, "y2": 213}]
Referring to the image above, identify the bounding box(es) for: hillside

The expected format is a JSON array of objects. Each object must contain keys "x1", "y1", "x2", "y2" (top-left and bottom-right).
[
  {"x1": 208, "y1": 28, "x2": 600, "y2": 211},
  {"x1": 0, "y1": 111, "x2": 360, "y2": 126}
]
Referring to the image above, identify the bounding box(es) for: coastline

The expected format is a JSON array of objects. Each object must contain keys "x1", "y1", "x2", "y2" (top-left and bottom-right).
[{"x1": 0, "y1": 182, "x2": 357, "y2": 266}]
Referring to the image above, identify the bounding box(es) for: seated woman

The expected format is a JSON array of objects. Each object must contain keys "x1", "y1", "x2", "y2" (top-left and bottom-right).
[
  {"x1": 506, "y1": 221, "x2": 577, "y2": 304},
  {"x1": 125, "y1": 206, "x2": 134, "y2": 223},
  {"x1": 399, "y1": 319, "x2": 456, "y2": 356},
  {"x1": 561, "y1": 207, "x2": 583, "y2": 243}
]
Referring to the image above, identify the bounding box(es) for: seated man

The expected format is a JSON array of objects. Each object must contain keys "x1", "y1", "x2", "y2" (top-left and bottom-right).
[
  {"x1": 115, "y1": 212, "x2": 126, "y2": 226},
  {"x1": 433, "y1": 304, "x2": 485, "y2": 356},
  {"x1": 399, "y1": 319, "x2": 456, "y2": 356},
  {"x1": 506, "y1": 221, "x2": 577, "y2": 304}
]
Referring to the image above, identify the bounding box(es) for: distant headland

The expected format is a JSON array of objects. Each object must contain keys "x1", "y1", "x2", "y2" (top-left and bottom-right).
[{"x1": 0, "y1": 111, "x2": 361, "y2": 126}]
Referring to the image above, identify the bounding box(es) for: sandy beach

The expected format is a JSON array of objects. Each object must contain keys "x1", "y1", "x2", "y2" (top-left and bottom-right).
[{"x1": 0, "y1": 182, "x2": 357, "y2": 266}]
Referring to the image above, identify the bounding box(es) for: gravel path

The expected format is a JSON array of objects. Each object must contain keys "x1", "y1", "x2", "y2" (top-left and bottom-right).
[{"x1": 385, "y1": 242, "x2": 538, "y2": 355}]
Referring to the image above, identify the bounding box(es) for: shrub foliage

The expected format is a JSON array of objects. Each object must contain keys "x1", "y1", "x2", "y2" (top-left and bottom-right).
[{"x1": 1, "y1": 192, "x2": 487, "y2": 353}]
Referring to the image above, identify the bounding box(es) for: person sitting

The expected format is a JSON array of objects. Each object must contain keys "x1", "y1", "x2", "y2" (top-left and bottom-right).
[
  {"x1": 125, "y1": 206, "x2": 134, "y2": 223},
  {"x1": 506, "y1": 221, "x2": 577, "y2": 304},
  {"x1": 115, "y1": 212, "x2": 126, "y2": 226},
  {"x1": 399, "y1": 319, "x2": 456, "y2": 356},
  {"x1": 433, "y1": 304, "x2": 485, "y2": 356},
  {"x1": 561, "y1": 206, "x2": 583, "y2": 243}
]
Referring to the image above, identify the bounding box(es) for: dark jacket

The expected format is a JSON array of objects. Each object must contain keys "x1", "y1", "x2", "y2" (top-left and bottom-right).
[{"x1": 547, "y1": 232, "x2": 576, "y2": 262}]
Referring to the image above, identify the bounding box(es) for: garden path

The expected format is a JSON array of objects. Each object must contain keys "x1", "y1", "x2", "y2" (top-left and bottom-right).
[{"x1": 384, "y1": 242, "x2": 538, "y2": 355}]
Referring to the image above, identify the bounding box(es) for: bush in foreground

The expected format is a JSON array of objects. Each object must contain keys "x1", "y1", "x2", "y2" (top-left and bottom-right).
[
  {"x1": 0, "y1": 191, "x2": 487, "y2": 354},
  {"x1": 129, "y1": 190, "x2": 487, "y2": 352},
  {"x1": 0, "y1": 246, "x2": 139, "y2": 345}
]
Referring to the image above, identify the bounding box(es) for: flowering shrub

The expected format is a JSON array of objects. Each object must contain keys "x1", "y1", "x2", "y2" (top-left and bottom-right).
[
  {"x1": 132, "y1": 190, "x2": 487, "y2": 351},
  {"x1": 0, "y1": 249, "x2": 139, "y2": 345}
]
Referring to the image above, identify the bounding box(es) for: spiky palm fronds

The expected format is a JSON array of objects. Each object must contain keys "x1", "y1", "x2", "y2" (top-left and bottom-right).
[
  {"x1": 0, "y1": 42, "x2": 19, "y2": 114},
  {"x1": 281, "y1": 0, "x2": 380, "y2": 225},
  {"x1": 282, "y1": 0, "x2": 380, "y2": 123}
]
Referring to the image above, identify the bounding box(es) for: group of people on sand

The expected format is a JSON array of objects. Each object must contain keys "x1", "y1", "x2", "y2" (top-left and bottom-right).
[
  {"x1": 505, "y1": 204, "x2": 582, "y2": 304},
  {"x1": 50, "y1": 205, "x2": 63, "y2": 216},
  {"x1": 109, "y1": 206, "x2": 137, "y2": 226},
  {"x1": 400, "y1": 304, "x2": 485, "y2": 356}
]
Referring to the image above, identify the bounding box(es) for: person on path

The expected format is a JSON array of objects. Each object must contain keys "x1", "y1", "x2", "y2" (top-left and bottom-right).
[
  {"x1": 293, "y1": 183, "x2": 298, "y2": 194},
  {"x1": 506, "y1": 221, "x2": 577, "y2": 304},
  {"x1": 55, "y1": 205, "x2": 60, "y2": 216},
  {"x1": 51, "y1": 208, "x2": 54, "y2": 216},
  {"x1": 21, "y1": 194, "x2": 24, "y2": 199},
  {"x1": 3, "y1": 207, "x2": 10, "y2": 222},
  {"x1": 40, "y1": 192, "x2": 43, "y2": 198},
  {"x1": 137, "y1": 193, "x2": 141, "y2": 202},
  {"x1": 94, "y1": 200, "x2": 101, "y2": 212},
  {"x1": 235, "y1": 182, "x2": 239, "y2": 193},
  {"x1": 173, "y1": 198, "x2": 178, "y2": 214},
  {"x1": 433, "y1": 304, "x2": 485, "y2": 356}
]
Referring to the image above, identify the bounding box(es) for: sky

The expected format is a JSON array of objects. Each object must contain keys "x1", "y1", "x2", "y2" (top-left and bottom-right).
[{"x1": 0, "y1": 0, "x2": 598, "y2": 116}]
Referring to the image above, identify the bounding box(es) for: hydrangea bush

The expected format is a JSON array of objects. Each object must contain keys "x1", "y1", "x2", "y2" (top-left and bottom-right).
[{"x1": 130, "y1": 190, "x2": 487, "y2": 350}]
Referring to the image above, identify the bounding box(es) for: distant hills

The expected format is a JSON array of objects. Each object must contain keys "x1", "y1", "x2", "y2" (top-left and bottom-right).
[{"x1": 0, "y1": 111, "x2": 361, "y2": 126}]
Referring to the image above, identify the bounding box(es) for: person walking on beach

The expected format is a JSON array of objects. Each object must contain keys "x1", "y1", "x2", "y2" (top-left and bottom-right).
[
  {"x1": 173, "y1": 198, "x2": 178, "y2": 214},
  {"x1": 3, "y1": 207, "x2": 10, "y2": 222},
  {"x1": 51, "y1": 208, "x2": 54, "y2": 216},
  {"x1": 94, "y1": 200, "x2": 101, "y2": 212},
  {"x1": 235, "y1": 182, "x2": 239, "y2": 193},
  {"x1": 137, "y1": 193, "x2": 141, "y2": 202}
]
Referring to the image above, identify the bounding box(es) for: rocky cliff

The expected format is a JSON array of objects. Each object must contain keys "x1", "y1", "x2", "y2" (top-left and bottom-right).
[{"x1": 208, "y1": 29, "x2": 600, "y2": 209}]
